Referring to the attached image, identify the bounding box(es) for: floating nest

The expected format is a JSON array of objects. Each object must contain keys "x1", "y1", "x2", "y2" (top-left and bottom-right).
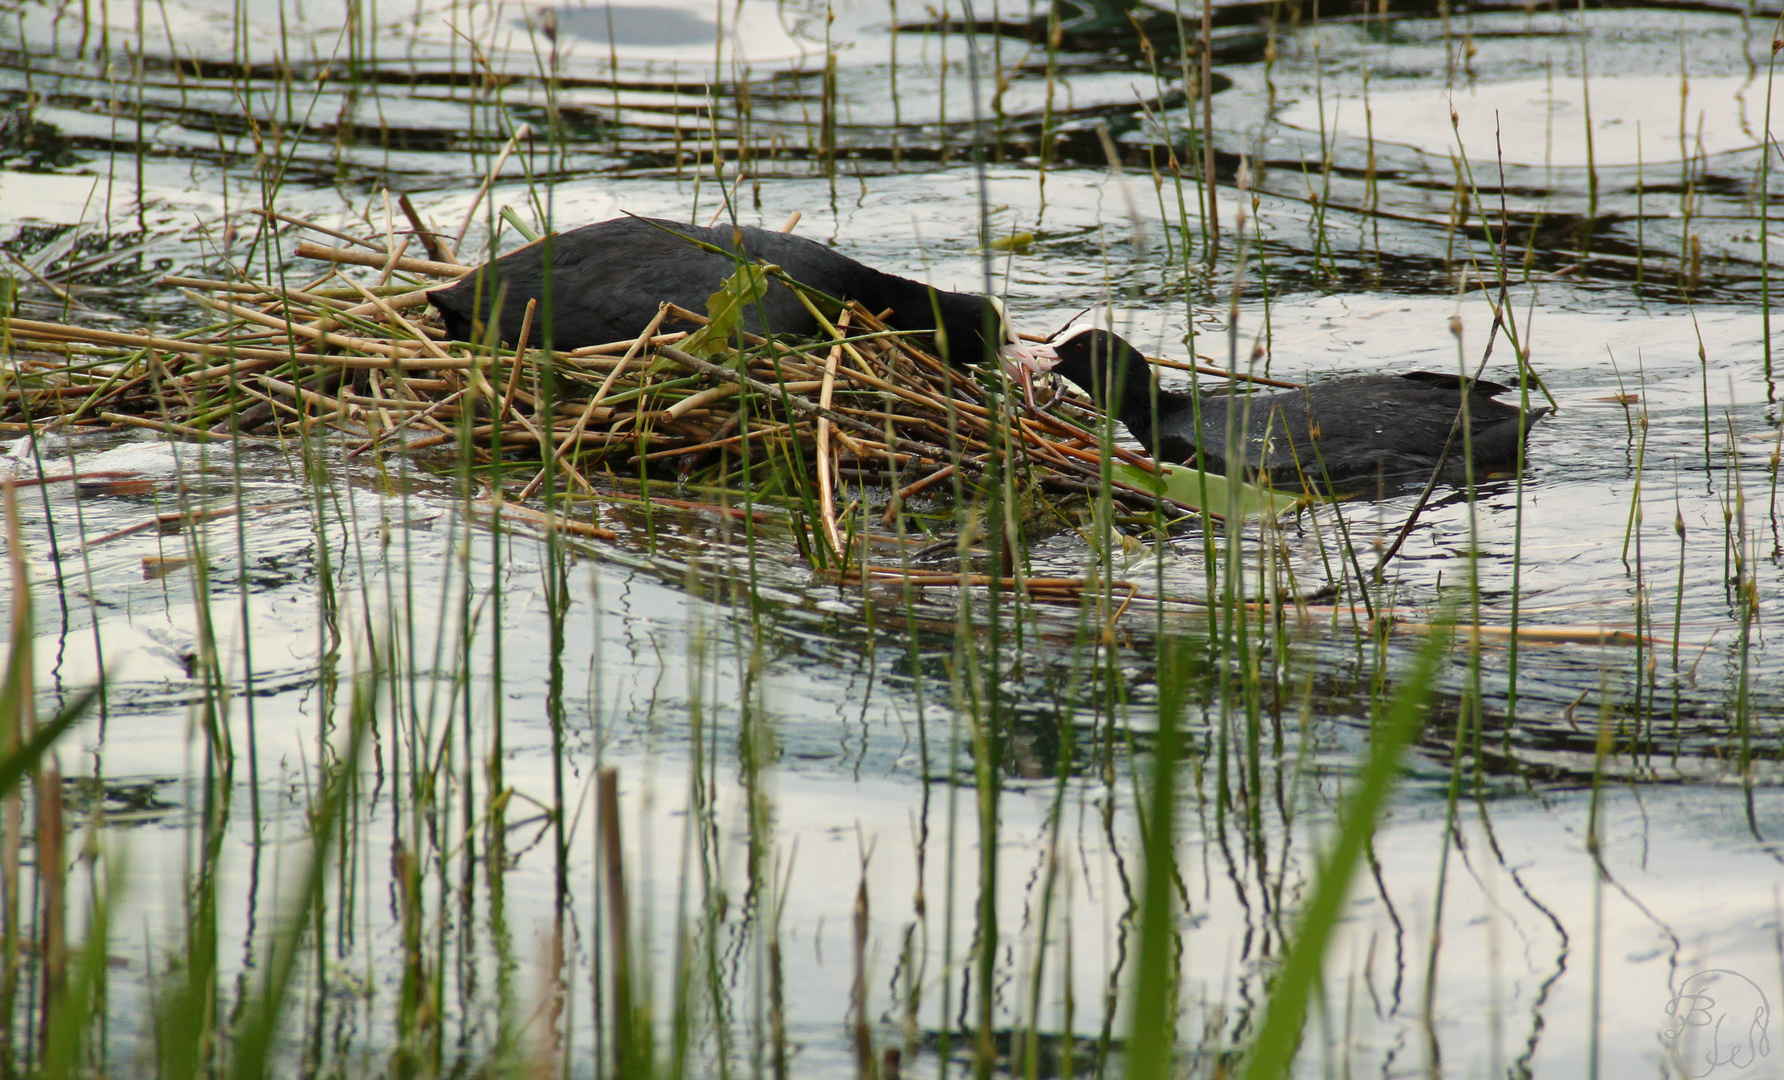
[
  {"x1": 1, "y1": 222, "x2": 1668, "y2": 641},
  {"x1": 2, "y1": 218, "x2": 1290, "y2": 578}
]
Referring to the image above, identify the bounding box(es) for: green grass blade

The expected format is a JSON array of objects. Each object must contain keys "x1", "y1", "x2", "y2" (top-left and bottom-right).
[
  {"x1": 1240, "y1": 621, "x2": 1453, "y2": 1080},
  {"x1": 228, "y1": 664, "x2": 379, "y2": 1080},
  {"x1": 0, "y1": 689, "x2": 97, "y2": 801},
  {"x1": 40, "y1": 847, "x2": 124, "y2": 1080},
  {"x1": 1125, "y1": 636, "x2": 1194, "y2": 1080}
]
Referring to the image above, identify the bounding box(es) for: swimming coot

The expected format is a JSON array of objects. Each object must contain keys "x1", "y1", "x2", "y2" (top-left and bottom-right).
[
  {"x1": 1024, "y1": 327, "x2": 1547, "y2": 486},
  {"x1": 429, "y1": 215, "x2": 1022, "y2": 365}
]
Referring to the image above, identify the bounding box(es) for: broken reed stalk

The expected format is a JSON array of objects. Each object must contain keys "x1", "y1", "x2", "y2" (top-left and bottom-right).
[{"x1": 816, "y1": 313, "x2": 849, "y2": 566}]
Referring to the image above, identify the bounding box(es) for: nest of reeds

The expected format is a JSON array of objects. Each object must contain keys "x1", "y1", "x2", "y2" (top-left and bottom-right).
[{"x1": 2, "y1": 219, "x2": 1268, "y2": 552}]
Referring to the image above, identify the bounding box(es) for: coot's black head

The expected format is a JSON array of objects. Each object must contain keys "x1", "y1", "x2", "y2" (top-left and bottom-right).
[{"x1": 1021, "y1": 326, "x2": 1150, "y2": 405}]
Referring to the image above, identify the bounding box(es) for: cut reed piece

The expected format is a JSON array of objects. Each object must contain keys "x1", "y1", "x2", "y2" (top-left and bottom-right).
[{"x1": 831, "y1": 565, "x2": 1137, "y2": 604}]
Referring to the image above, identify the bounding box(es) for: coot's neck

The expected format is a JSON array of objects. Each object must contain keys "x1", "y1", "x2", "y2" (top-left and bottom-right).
[
  {"x1": 876, "y1": 277, "x2": 996, "y2": 367},
  {"x1": 1054, "y1": 347, "x2": 1180, "y2": 456}
]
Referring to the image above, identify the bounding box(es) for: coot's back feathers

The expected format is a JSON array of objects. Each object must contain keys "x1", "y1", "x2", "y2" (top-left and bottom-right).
[
  {"x1": 1187, "y1": 372, "x2": 1541, "y2": 482},
  {"x1": 1028, "y1": 327, "x2": 1545, "y2": 487},
  {"x1": 429, "y1": 216, "x2": 1011, "y2": 366}
]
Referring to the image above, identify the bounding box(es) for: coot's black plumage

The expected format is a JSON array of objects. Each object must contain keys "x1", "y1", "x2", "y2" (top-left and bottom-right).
[
  {"x1": 429, "y1": 215, "x2": 1017, "y2": 365},
  {"x1": 1027, "y1": 327, "x2": 1547, "y2": 486}
]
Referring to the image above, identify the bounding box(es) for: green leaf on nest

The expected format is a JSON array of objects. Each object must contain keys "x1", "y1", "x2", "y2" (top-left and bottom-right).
[
  {"x1": 680, "y1": 264, "x2": 773, "y2": 361},
  {"x1": 1110, "y1": 459, "x2": 1301, "y2": 521}
]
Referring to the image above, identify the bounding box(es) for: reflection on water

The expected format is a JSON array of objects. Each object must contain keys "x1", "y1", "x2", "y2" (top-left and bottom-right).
[
  {"x1": 3, "y1": 0, "x2": 1784, "y2": 1074},
  {"x1": 7, "y1": 437, "x2": 1780, "y2": 1075},
  {"x1": 548, "y1": 4, "x2": 718, "y2": 47},
  {"x1": 1277, "y1": 74, "x2": 1784, "y2": 167}
]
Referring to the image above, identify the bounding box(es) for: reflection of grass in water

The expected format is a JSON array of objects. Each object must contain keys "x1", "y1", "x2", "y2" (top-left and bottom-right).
[
  {"x1": 7, "y1": 4, "x2": 1784, "y2": 1079},
  {"x1": 1241, "y1": 620, "x2": 1450, "y2": 1080},
  {"x1": 1767, "y1": 19, "x2": 1782, "y2": 387}
]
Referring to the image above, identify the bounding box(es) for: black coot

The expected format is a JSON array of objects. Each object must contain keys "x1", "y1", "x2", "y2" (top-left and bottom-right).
[
  {"x1": 1026, "y1": 327, "x2": 1547, "y2": 486},
  {"x1": 429, "y1": 215, "x2": 1019, "y2": 365}
]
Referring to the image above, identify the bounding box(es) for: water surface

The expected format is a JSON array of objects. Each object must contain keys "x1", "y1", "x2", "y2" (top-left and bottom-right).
[{"x1": 3, "y1": 0, "x2": 1783, "y2": 1075}]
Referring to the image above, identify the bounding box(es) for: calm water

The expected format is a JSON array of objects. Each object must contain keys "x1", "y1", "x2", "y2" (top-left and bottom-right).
[{"x1": 4, "y1": 0, "x2": 1784, "y2": 1075}]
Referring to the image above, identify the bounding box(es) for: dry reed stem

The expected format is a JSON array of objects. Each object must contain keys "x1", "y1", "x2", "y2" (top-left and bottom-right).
[
  {"x1": 514, "y1": 303, "x2": 665, "y2": 496},
  {"x1": 817, "y1": 316, "x2": 847, "y2": 566},
  {"x1": 0, "y1": 470, "x2": 143, "y2": 488},
  {"x1": 67, "y1": 499, "x2": 304, "y2": 554},
  {"x1": 1146, "y1": 353, "x2": 1305, "y2": 388},
  {"x1": 341, "y1": 277, "x2": 453, "y2": 360},
  {"x1": 99, "y1": 412, "x2": 287, "y2": 442},
  {"x1": 398, "y1": 192, "x2": 457, "y2": 265},
  {"x1": 474, "y1": 495, "x2": 619, "y2": 541},
  {"x1": 160, "y1": 276, "x2": 268, "y2": 293},
  {"x1": 259, "y1": 375, "x2": 358, "y2": 419},
  {"x1": 294, "y1": 242, "x2": 466, "y2": 279},
  {"x1": 376, "y1": 235, "x2": 413, "y2": 289},
  {"x1": 7, "y1": 318, "x2": 332, "y2": 365},
  {"x1": 451, "y1": 123, "x2": 533, "y2": 248},
  {"x1": 191, "y1": 293, "x2": 421, "y2": 358},
  {"x1": 500, "y1": 299, "x2": 538, "y2": 424},
  {"x1": 638, "y1": 423, "x2": 797, "y2": 460},
  {"x1": 251, "y1": 208, "x2": 389, "y2": 252}
]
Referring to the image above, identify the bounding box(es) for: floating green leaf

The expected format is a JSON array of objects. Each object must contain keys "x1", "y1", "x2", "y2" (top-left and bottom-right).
[{"x1": 1110, "y1": 459, "x2": 1300, "y2": 522}]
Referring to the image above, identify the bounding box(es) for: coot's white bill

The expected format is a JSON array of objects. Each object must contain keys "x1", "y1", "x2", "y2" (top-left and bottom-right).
[{"x1": 1010, "y1": 340, "x2": 1060, "y2": 373}]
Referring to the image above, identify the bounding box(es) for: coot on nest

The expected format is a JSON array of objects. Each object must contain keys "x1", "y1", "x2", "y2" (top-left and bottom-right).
[
  {"x1": 1023, "y1": 327, "x2": 1547, "y2": 487},
  {"x1": 429, "y1": 215, "x2": 1024, "y2": 366}
]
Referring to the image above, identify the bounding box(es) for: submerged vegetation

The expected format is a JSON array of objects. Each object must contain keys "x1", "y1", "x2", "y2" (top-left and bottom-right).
[{"x1": 2, "y1": 0, "x2": 1783, "y2": 1076}]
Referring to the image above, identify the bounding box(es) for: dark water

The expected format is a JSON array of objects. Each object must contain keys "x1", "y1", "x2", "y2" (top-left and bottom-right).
[{"x1": 4, "y1": 0, "x2": 1784, "y2": 1075}]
